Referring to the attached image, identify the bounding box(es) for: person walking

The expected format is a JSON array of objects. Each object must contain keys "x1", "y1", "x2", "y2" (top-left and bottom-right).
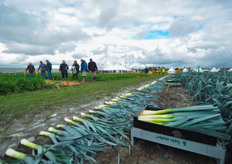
[
  {"x1": 59, "y1": 60, "x2": 69, "y2": 80},
  {"x1": 88, "y1": 58, "x2": 98, "y2": 81},
  {"x1": 46, "y1": 60, "x2": 53, "y2": 80},
  {"x1": 25, "y1": 62, "x2": 35, "y2": 77},
  {"x1": 80, "y1": 59, "x2": 87, "y2": 83},
  {"x1": 38, "y1": 61, "x2": 47, "y2": 78},
  {"x1": 162, "y1": 68, "x2": 165, "y2": 75},
  {"x1": 71, "y1": 60, "x2": 79, "y2": 81},
  {"x1": 158, "y1": 68, "x2": 161, "y2": 75},
  {"x1": 144, "y1": 67, "x2": 149, "y2": 76}
]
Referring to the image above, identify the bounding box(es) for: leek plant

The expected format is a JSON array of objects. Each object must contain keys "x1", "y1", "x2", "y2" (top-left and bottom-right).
[
  {"x1": 138, "y1": 105, "x2": 231, "y2": 140},
  {"x1": 3, "y1": 78, "x2": 165, "y2": 163},
  {"x1": 175, "y1": 72, "x2": 232, "y2": 132}
]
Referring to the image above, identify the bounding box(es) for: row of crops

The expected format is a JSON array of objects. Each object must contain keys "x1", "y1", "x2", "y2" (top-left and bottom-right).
[
  {"x1": 3, "y1": 72, "x2": 231, "y2": 163},
  {"x1": 1, "y1": 77, "x2": 166, "y2": 164},
  {"x1": 175, "y1": 72, "x2": 232, "y2": 124},
  {"x1": 134, "y1": 72, "x2": 232, "y2": 143},
  {"x1": 0, "y1": 72, "x2": 149, "y2": 95},
  {"x1": 0, "y1": 72, "x2": 53, "y2": 95}
]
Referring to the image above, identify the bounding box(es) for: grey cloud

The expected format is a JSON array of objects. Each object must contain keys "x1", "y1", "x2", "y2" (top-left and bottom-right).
[
  {"x1": 169, "y1": 20, "x2": 196, "y2": 37},
  {"x1": 15, "y1": 55, "x2": 29, "y2": 64},
  {"x1": 0, "y1": 3, "x2": 91, "y2": 55},
  {"x1": 3, "y1": 43, "x2": 54, "y2": 55},
  {"x1": 136, "y1": 31, "x2": 147, "y2": 40},
  {"x1": 72, "y1": 53, "x2": 86, "y2": 59},
  {"x1": 1, "y1": 0, "x2": 232, "y2": 69},
  {"x1": 137, "y1": 46, "x2": 192, "y2": 66},
  {"x1": 57, "y1": 42, "x2": 77, "y2": 53},
  {"x1": 92, "y1": 33, "x2": 105, "y2": 37},
  {"x1": 0, "y1": 3, "x2": 47, "y2": 43},
  {"x1": 91, "y1": 45, "x2": 108, "y2": 55},
  {"x1": 98, "y1": 0, "x2": 119, "y2": 30},
  {"x1": 197, "y1": 47, "x2": 232, "y2": 68},
  {"x1": 187, "y1": 42, "x2": 218, "y2": 53}
]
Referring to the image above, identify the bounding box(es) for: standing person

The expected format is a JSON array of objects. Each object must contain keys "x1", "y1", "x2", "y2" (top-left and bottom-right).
[
  {"x1": 46, "y1": 60, "x2": 53, "y2": 80},
  {"x1": 59, "y1": 60, "x2": 69, "y2": 80},
  {"x1": 158, "y1": 68, "x2": 161, "y2": 75},
  {"x1": 25, "y1": 62, "x2": 35, "y2": 77},
  {"x1": 88, "y1": 58, "x2": 98, "y2": 81},
  {"x1": 162, "y1": 68, "x2": 165, "y2": 75},
  {"x1": 38, "y1": 61, "x2": 47, "y2": 78},
  {"x1": 144, "y1": 67, "x2": 149, "y2": 76},
  {"x1": 71, "y1": 60, "x2": 79, "y2": 81},
  {"x1": 80, "y1": 59, "x2": 87, "y2": 83}
]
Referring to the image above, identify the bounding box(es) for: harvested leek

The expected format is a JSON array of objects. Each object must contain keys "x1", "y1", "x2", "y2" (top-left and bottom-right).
[{"x1": 138, "y1": 105, "x2": 229, "y2": 139}]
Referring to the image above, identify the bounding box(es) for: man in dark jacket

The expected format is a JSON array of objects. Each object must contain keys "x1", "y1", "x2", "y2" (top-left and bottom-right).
[
  {"x1": 46, "y1": 60, "x2": 53, "y2": 80},
  {"x1": 59, "y1": 60, "x2": 69, "y2": 80},
  {"x1": 71, "y1": 60, "x2": 79, "y2": 81},
  {"x1": 88, "y1": 58, "x2": 98, "y2": 81},
  {"x1": 26, "y1": 62, "x2": 35, "y2": 77},
  {"x1": 38, "y1": 61, "x2": 47, "y2": 78},
  {"x1": 145, "y1": 67, "x2": 149, "y2": 76},
  {"x1": 80, "y1": 59, "x2": 87, "y2": 83}
]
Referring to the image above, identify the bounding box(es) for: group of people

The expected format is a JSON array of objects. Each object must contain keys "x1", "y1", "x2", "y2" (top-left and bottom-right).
[
  {"x1": 26, "y1": 60, "x2": 52, "y2": 79},
  {"x1": 25, "y1": 59, "x2": 98, "y2": 82},
  {"x1": 144, "y1": 67, "x2": 166, "y2": 75}
]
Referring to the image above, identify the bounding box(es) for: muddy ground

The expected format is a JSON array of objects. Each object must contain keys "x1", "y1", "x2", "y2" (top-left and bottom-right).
[{"x1": 1, "y1": 82, "x2": 231, "y2": 164}]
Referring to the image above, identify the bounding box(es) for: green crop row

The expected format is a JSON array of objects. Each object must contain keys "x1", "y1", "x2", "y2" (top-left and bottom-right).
[
  {"x1": 0, "y1": 72, "x2": 157, "y2": 95},
  {"x1": 0, "y1": 77, "x2": 56, "y2": 95},
  {"x1": 175, "y1": 72, "x2": 232, "y2": 122}
]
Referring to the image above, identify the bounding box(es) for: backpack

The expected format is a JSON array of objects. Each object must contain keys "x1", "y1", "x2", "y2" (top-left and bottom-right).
[{"x1": 72, "y1": 66, "x2": 77, "y2": 74}]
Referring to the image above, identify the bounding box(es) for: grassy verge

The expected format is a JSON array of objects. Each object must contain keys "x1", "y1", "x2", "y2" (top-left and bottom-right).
[
  {"x1": 0, "y1": 74, "x2": 166, "y2": 124},
  {"x1": 0, "y1": 73, "x2": 147, "y2": 95}
]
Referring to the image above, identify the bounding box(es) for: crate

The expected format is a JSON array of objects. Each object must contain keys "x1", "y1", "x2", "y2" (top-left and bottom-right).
[
  {"x1": 166, "y1": 79, "x2": 182, "y2": 87},
  {"x1": 131, "y1": 106, "x2": 226, "y2": 164}
]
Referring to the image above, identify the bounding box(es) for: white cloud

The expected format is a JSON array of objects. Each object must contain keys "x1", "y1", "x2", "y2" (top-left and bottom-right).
[{"x1": 0, "y1": 0, "x2": 232, "y2": 69}]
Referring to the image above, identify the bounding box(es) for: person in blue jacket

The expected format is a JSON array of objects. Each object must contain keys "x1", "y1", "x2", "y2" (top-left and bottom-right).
[
  {"x1": 80, "y1": 59, "x2": 87, "y2": 83},
  {"x1": 38, "y1": 61, "x2": 47, "y2": 79}
]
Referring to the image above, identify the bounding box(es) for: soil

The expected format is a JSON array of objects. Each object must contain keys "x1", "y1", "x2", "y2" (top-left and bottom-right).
[{"x1": 1, "y1": 83, "x2": 231, "y2": 164}]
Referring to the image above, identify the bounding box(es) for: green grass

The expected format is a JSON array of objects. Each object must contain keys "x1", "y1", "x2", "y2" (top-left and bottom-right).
[
  {"x1": 0, "y1": 73, "x2": 147, "y2": 95},
  {"x1": 0, "y1": 74, "x2": 167, "y2": 124}
]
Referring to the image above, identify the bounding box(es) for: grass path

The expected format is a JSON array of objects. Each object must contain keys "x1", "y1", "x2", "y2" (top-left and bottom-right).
[{"x1": 0, "y1": 74, "x2": 166, "y2": 124}]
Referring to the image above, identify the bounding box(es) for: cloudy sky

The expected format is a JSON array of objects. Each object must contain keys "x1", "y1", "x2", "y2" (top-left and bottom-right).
[{"x1": 0, "y1": 0, "x2": 232, "y2": 69}]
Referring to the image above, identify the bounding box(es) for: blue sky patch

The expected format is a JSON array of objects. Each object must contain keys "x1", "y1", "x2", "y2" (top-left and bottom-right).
[
  {"x1": 198, "y1": 24, "x2": 204, "y2": 30},
  {"x1": 143, "y1": 30, "x2": 169, "y2": 39}
]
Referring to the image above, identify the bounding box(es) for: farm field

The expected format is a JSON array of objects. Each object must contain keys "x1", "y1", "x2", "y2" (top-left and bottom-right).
[
  {"x1": 0, "y1": 72, "x2": 148, "y2": 95},
  {"x1": 0, "y1": 73, "x2": 162, "y2": 124},
  {"x1": 1, "y1": 72, "x2": 232, "y2": 164},
  {"x1": 1, "y1": 1, "x2": 232, "y2": 163},
  {"x1": 0, "y1": 73, "x2": 166, "y2": 156}
]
